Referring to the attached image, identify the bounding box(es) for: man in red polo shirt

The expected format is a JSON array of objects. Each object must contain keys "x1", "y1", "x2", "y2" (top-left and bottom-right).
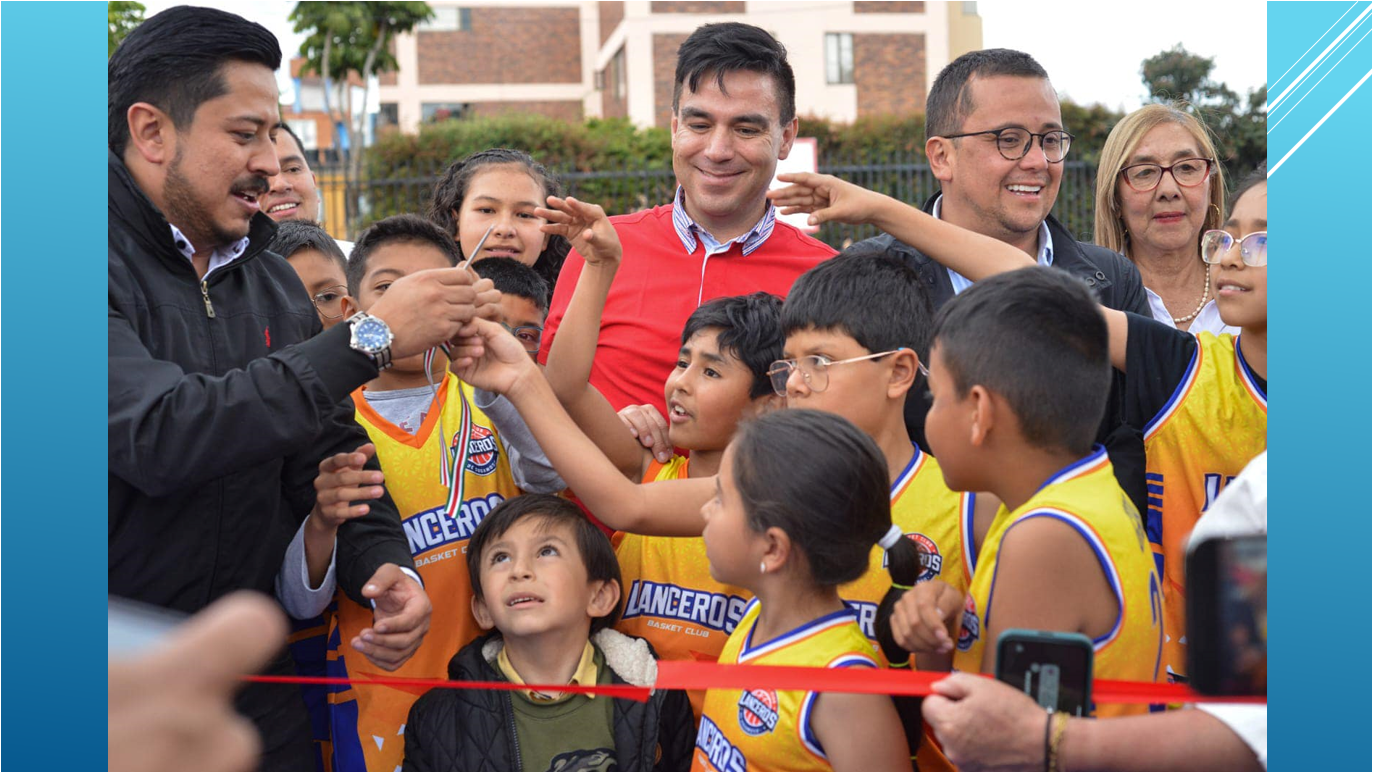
[{"x1": 539, "y1": 22, "x2": 835, "y2": 418}]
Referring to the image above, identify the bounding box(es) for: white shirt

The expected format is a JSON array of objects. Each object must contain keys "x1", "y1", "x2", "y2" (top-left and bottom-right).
[
  {"x1": 167, "y1": 224, "x2": 248, "y2": 280},
  {"x1": 1188, "y1": 451, "x2": 1267, "y2": 770},
  {"x1": 1145, "y1": 289, "x2": 1240, "y2": 337},
  {"x1": 931, "y1": 195, "x2": 1054, "y2": 295}
]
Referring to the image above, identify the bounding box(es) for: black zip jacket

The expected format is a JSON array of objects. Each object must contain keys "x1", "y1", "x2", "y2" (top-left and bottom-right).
[
  {"x1": 107, "y1": 150, "x2": 415, "y2": 766},
  {"x1": 403, "y1": 630, "x2": 696, "y2": 772}
]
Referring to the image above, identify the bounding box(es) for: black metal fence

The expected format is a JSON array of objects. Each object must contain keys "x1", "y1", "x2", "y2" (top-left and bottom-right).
[{"x1": 322, "y1": 154, "x2": 1099, "y2": 248}]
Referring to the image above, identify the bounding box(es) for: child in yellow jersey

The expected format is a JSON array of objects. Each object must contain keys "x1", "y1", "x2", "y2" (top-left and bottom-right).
[
  {"x1": 691, "y1": 410, "x2": 915, "y2": 771},
  {"x1": 903, "y1": 268, "x2": 1163, "y2": 717},
  {"x1": 539, "y1": 203, "x2": 786, "y2": 715},
  {"x1": 776, "y1": 250, "x2": 992, "y2": 655},
  {"x1": 775, "y1": 249, "x2": 995, "y2": 770},
  {"x1": 289, "y1": 215, "x2": 566, "y2": 772},
  {"x1": 1119, "y1": 170, "x2": 1267, "y2": 683}
]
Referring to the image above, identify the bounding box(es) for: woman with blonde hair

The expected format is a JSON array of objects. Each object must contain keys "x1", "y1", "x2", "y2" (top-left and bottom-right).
[{"x1": 1095, "y1": 103, "x2": 1237, "y2": 335}]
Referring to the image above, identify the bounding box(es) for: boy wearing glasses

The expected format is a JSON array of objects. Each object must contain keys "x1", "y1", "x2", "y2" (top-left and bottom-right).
[
  {"x1": 268, "y1": 220, "x2": 350, "y2": 329},
  {"x1": 775, "y1": 250, "x2": 994, "y2": 668},
  {"x1": 772, "y1": 245, "x2": 1001, "y2": 773}
]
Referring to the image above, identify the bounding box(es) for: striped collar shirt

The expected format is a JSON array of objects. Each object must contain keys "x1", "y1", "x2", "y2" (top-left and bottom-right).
[{"x1": 671, "y1": 185, "x2": 776, "y2": 258}]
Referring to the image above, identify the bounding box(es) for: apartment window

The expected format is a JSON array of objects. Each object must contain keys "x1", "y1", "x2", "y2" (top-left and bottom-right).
[
  {"x1": 286, "y1": 119, "x2": 318, "y2": 150},
  {"x1": 825, "y1": 33, "x2": 854, "y2": 85},
  {"x1": 298, "y1": 83, "x2": 327, "y2": 113},
  {"x1": 422, "y1": 102, "x2": 469, "y2": 122},
  {"x1": 420, "y1": 7, "x2": 471, "y2": 32},
  {"x1": 378, "y1": 103, "x2": 399, "y2": 127},
  {"x1": 610, "y1": 46, "x2": 627, "y2": 101}
]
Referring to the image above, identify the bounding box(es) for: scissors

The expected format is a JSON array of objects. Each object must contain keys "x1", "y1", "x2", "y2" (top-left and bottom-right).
[{"x1": 459, "y1": 224, "x2": 495, "y2": 271}]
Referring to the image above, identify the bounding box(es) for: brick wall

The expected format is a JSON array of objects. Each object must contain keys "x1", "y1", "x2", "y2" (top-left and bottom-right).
[
  {"x1": 468, "y1": 100, "x2": 585, "y2": 122},
  {"x1": 598, "y1": 1, "x2": 624, "y2": 47},
  {"x1": 853, "y1": 33, "x2": 926, "y2": 117},
  {"x1": 650, "y1": 1, "x2": 745, "y2": 13},
  {"x1": 854, "y1": 1, "x2": 924, "y2": 12},
  {"x1": 653, "y1": 33, "x2": 691, "y2": 128},
  {"x1": 418, "y1": 7, "x2": 582, "y2": 84}
]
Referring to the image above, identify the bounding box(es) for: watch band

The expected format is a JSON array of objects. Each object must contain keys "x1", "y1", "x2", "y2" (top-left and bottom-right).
[{"x1": 348, "y1": 312, "x2": 394, "y2": 370}]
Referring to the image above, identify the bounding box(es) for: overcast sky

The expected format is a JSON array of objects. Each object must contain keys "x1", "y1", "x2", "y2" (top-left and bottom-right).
[
  {"x1": 141, "y1": 1, "x2": 1270, "y2": 112},
  {"x1": 981, "y1": 0, "x2": 1269, "y2": 110}
]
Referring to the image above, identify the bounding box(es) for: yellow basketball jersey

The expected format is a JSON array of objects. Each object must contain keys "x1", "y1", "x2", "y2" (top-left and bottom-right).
[
  {"x1": 838, "y1": 444, "x2": 975, "y2": 665},
  {"x1": 327, "y1": 374, "x2": 523, "y2": 772},
  {"x1": 1144, "y1": 333, "x2": 1266, "y2": 681},
  {"x1": 953, "y1": 447, "x2": 1163, "y2": 718},
  {"x1": 615, "y1": 455, "x2": 754, "y2": 720},
  {"x1": 692, "y1": 600, "x2": 879, "y2": 772}
]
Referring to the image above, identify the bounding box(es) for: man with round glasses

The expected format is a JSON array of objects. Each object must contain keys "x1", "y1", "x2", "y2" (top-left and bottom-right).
[
  {"x1": 855, "y1": 48, "x2": 1151, "y2": 512},
  {"x1": 858, "y1": 48, "x2": 1148, "y2": 313}
]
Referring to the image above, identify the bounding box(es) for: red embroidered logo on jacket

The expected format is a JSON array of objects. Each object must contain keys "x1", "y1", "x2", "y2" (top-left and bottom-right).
[{"x1": 264, "y1": 326, "x2": 271, "y2": 348}]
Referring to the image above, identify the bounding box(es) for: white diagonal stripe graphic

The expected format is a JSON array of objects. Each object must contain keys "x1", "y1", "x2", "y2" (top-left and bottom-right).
[
  {"x1": 1272, "y1": 0, "x2": 1363, "y2": 90},
  {"x1": 1267, "y1": 3, "x2": 1372, "y2": 112},
  {"x1": 1269, "y1": 27, "x2": 1372, "y2": 133},
  {"x1": 1269, "y1": 68, "x2": 1373, "y2": 176}
]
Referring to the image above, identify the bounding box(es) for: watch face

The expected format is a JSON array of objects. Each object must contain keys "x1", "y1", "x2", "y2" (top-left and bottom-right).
[{"x1": 355, "y1": 318, "x2": 389, "y2": 350}]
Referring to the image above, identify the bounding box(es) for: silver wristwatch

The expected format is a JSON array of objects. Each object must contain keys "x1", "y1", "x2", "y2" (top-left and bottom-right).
[{"x1": 347, "y1": 311, "x2": 394, "y2": 370}]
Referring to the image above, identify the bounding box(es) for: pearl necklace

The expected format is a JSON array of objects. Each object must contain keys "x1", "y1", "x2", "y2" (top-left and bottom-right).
[{"x1": 1173, "y1": 266, "x2": 1211, "y2": 324}]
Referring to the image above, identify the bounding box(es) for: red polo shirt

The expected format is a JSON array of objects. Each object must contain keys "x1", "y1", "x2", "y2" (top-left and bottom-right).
[{"x1": 539, "y1": 203, "x2": 836, "y2": 416}]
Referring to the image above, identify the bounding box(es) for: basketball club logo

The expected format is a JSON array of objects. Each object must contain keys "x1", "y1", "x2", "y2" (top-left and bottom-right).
[
  {"x1": 462, "y1": 424, "x2": 499, "y2": 476},
  {"x1": 881, "y1": 533, "x2": 943, "y2": 583},
  {"x1": 736, "y1": 689, "x2": 779, "y2": 736}
]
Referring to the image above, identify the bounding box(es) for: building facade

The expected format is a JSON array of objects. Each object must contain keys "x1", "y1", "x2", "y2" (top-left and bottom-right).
[{"x1": 379, "y1": 1, "x2": 982, "y2": 133}]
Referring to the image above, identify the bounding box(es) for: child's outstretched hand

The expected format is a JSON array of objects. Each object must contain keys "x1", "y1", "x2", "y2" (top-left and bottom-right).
[
  {"x1": 536, "y1": 195, "x2": 622, "y2": 268},
  {"x1": 312, "y1": 443, "x2": 384, "y2": 530},
  {"x1": 449, "y1": 318, "x2": 539, "y2": 396},
  {"x1": 887, "y1": 579, "x2": 965, "y2": 655},
  {"x1": 768, "y1": 172, "x2": 895, "y2": 227}
]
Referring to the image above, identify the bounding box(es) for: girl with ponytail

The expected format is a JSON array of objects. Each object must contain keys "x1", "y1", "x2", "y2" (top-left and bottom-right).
[{"x1": 691, "y1": 409, "x2": 913, "y2": 772}]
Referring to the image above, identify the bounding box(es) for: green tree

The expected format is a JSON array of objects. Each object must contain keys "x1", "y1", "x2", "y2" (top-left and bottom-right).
[
  {"x1": 291, "y1": 1, "x2": 434, "y2": 198},
  {"x1": 1141, "y1": 44, "x2": 1236, "y2": 107},
  {"x1": 1140, "y1": 44, "x2": 1267, "y2": 186},
  {"x1": 108, "y1": 1, "x2": 145, "y2": 56}
]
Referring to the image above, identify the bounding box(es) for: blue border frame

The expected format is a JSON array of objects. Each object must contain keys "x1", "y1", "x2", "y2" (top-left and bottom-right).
[
  {"x1": 1, "y1": 3, "x2": 109, "y2": 770},
  {"x1": 1268, "y1": 3, "x2": 1372, "y2": 770}
]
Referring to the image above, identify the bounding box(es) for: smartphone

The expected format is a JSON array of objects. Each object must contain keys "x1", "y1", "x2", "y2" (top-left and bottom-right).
[
  {"x1": 1187, "y1": 535, "x2": 1267, "y2": 696},
  {"x1": 995, "y1": 629, "x2": 1094, "y2": 716}
]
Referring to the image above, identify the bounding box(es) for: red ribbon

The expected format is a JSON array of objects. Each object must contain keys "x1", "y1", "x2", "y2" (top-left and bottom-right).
[{"x1": 245, "y1": 661, "x2": 1265, "y2": 706}]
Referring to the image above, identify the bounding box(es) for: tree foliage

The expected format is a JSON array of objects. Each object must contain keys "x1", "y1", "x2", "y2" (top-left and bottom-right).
[
  {"x1": 108, "y1": 1, "x2": 145, "y2": 56},
  {"x1": 290, "y1": 1, "x2": 434, "y2": 207}
]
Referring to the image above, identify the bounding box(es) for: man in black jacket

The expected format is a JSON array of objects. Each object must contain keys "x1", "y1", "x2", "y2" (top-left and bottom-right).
[
  {"x1": 107, "y1": 8, "x2": 497, "y2": 768},
  {"x1": 855, "y1": 49, "x2": 1151, "y2": 511}
]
